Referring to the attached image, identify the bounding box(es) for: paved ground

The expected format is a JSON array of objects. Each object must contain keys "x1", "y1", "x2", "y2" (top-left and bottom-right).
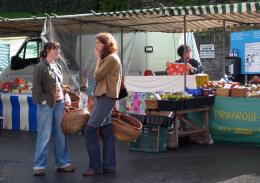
[{"x1": 1, "y1": 130, "x2": 260, "y2": 183}]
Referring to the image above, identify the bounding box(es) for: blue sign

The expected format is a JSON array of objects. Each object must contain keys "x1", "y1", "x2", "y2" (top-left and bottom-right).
[{"x1": 230, "y1": 30, "x2": 260, "y2": 74}]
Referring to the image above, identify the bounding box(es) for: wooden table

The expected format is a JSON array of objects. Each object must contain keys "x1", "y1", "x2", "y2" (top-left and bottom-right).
[{"x1": 147, "y1": 106, "x2": 211, "y2": 148}]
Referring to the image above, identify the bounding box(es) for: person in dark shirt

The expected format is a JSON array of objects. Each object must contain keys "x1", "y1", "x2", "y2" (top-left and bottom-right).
[{"x1": 175, "y1": 45, "x2": 203, "y2": 75}]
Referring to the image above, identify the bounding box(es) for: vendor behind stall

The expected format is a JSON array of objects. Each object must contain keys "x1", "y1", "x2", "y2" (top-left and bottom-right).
[{"x1": 175, "y1": 45, "x2": 203, "y2": 75}]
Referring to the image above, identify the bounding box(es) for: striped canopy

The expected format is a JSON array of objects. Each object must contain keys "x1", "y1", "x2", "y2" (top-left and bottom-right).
[{"x1": 0, "y1": 2, "x2": 259, "y2": 37}]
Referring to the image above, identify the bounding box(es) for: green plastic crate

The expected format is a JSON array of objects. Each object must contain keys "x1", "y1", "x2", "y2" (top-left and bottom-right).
[{"x1": 128, "y1": 125, "x2": 168, "y2": 152}]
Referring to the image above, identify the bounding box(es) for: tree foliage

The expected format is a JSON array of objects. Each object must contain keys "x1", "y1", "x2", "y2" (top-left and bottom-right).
[{"x1": 0, "y1": 0, "x2": 252, "y2": 18}]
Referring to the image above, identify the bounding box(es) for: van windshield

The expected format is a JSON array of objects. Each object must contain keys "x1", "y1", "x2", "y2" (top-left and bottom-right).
[
  {"x1": 11, "y1": 39, "x2": 41, "y2": 70},
  {"x1": 18, "y1": 41, "x2": 39, "y2": 59}
]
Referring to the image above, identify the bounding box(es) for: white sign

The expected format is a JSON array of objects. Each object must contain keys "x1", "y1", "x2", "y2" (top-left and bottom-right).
[
  {"x1": 245, "y1": 42, "x2": 260, "y2": 73},
  {"x1": 200, "y1": 44, "x2": 215, "y2": 58}
]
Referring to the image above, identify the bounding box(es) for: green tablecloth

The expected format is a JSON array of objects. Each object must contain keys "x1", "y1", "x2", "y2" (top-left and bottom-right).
[{"x1": 190, "y1": 96, "x2": 260, "y2": 145}]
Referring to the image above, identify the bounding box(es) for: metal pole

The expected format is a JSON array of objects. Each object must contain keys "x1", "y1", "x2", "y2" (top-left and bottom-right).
[
  {"x1": 184, "y1": 15, "x2": 187, "y2": 91},
  {"x1": 222, "y1": 20, "x2": 226, "y2": 78},
  {"x1": 121, "y1": 27, "x2": 124, "y2": 64},
  {"x1": 79, "y1": 23, "x2": 82, "y2": 87}
]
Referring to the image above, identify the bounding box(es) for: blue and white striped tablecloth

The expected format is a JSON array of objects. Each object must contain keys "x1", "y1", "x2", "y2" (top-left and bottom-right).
[{"x1": 0, "y1": 93, "x2": 37, "y2": 132}]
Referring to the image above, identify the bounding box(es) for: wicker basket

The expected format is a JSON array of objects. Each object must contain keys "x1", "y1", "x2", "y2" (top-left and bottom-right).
[
  {"x1": 112, "y1": 111, "x2": 142, "y2": 142},
  {"x1": 231, "y1": 88, "x2": 247, "y2": 97},
  {"x1": 145, "y1": 100, "x2": 158, "y2": 110},
  {"x1": 64, "y1": 87, "x2": 80, "y2": 108},
  {"x1": 216, "y1": 88, "x2": 230, "y2": 97},
  {"x1": 61, "y1": 107, "x2": 90, "y2": 136}
]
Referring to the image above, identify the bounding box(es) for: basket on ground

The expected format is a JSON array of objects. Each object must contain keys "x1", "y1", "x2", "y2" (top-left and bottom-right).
[
  {"x1": 112, "y1": 111, "x2": 142, "y2": 142},
  {"x1": 61, "y1": 107, "x2": 90, "y2": 136}
]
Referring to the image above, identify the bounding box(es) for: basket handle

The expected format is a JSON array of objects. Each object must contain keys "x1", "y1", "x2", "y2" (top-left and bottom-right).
[
  {"x1": 112, "y1": 109, "x2": 122, "y2": 120},
  {"x1": 65, "y1": 106, "x2": 78, "y2": 112}
]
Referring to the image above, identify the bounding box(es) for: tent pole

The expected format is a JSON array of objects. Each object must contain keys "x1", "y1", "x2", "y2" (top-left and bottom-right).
[
  {"x1": 121, "y1": 27, "x2": 124, "y2": 73},
  {"x1": 184, "y1": 15, "x2": 187, "y2": 91},
  {"x1": 222, "y1": 20, "x2": 226, "y2": 78},
  {"x1": 79, "y1": 23, "x2": 82, "y2": 87}
]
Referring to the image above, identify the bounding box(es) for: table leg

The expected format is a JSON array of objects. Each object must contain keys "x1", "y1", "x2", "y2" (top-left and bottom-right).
[
  {"x1": 173, "y1": 116, "x2": 179, "y2": 148},
  {"x1": 0, "y1": 116, "x2": 2, "y2": 137},
  {"x1": 203, "y1": 110, "x2": 211, "y2": 144}
]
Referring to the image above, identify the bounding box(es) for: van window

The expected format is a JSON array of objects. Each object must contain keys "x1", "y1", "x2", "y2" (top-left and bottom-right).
[
  {"x1": 11, "y1": 39, "x2": 41, "y2": 70},
  {"x1": 18, "y1": 40, "x2": 39, "y2": 59}
]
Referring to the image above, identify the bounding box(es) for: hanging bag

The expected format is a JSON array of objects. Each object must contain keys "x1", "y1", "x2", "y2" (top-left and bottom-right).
[{"x1": 116, "y1": 76, "x2": 128, "y2": 100}]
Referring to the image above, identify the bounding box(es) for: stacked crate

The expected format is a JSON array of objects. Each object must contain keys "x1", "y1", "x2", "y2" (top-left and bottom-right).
[
  {"x1": 128, "y1": 125, "x2": 168, "y2": 152},
  {"x1": 128, "y1": 113, "x2": 172, "y2": 152}
]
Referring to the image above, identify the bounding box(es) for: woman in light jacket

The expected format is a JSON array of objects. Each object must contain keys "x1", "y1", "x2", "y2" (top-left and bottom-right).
[{"x1": 83, "y1": 32, "x2": 122, "y2": 176}]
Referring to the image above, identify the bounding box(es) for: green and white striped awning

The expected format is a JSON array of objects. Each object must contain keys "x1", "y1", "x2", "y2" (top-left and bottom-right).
[
  {"x1": 98, "y1": 1, "x2": 260, "y2": 16},
  {"x1": 0, "y1": 2, "x2": 259, "y2": 37}
]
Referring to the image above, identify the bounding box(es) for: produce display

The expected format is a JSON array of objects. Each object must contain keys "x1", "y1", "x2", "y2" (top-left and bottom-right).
[
  {"x1": 249, "y1": 76, "x2": 260, "y2": 84},
  {"x1": 144, "y1": 75, "x2": 260, "y2": 112},
  {"x1": 145, "y1": 91, "x2": 215, "y2": 111},
  {"x1": 0, "y1": 78, "x2": 32, "y2": 93},
  {"x1": 201, "y1": 78, "x2": 260, "y2": 97}
]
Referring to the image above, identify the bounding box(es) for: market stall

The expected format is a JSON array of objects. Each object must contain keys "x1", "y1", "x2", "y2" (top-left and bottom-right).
[{"x1": 0, "y1": 2, "x2": 259, "y2": 150}]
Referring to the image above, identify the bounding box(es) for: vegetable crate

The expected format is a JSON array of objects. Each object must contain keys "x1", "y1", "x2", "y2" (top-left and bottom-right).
[
  {"x1": 157, "y1": 96, "x2": 215, "y2": 111},
  {"x1": 128, "y1": 113, "x2": 146, "y2": 124},
  {"x1": 145, "y1": 100, "x2": 158, "y2": 110},
  {"x1": 216, "y1": 88, "x2": 230, "y2": 96},
  {"x1": 128, "y1": 125, "x2": 168, "y2": 153},
  {"x1": 146, "y1": 115, "x2": 173, "y2": 127},
  {"x1": 231, "y1": 88, "x2": 246, "y2": 97}
]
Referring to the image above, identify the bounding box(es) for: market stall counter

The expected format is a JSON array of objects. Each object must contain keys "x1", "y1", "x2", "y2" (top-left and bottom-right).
[{"x1": 191, "y1": 96, "x2": 260, "y2": 145}]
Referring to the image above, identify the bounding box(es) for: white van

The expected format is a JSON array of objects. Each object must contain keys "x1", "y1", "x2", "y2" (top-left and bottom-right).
[{"x1": 0, "y1": 37, "x2": 42, "y2": 82}]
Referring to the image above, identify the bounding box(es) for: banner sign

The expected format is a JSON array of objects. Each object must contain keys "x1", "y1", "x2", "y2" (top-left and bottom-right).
[{"x1": 209, "y1": 97, "x2": 260, "y2": 145}]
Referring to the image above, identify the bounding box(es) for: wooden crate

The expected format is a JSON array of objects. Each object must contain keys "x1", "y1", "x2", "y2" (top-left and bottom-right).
[
  {"x1": 216, "y1": 88, "x2": 230, "y2": 97},
  {"x1": 231, "y1": 88, "x2": 246, "y2": 97}
]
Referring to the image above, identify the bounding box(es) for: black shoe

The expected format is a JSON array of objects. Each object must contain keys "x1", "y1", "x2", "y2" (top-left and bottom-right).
[
  {"x1": 83, "y1": 169, "x2": 102, "y2": 176},
  {"x1": 103, "y1": 168, "x2": 116, "y2": 174}
]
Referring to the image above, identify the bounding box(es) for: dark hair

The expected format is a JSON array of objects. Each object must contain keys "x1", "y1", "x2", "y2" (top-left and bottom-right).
[
  {"x1": 40, "y1": 41, "x2": 60, "y2": 59},
  {"x1": 96, "y1": 32, "x2": 118, "y2": 59},
  {"x1": 177, "y1": 45, "x2": 190, "y2": 58}
]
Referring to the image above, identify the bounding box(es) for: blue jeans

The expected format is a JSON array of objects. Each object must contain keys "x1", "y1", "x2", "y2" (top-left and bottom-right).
[
  {"x1": 84, "y1": 95, "x2": 116, "y2": 172},
  {"x1": 33, "y1": 101, "x2": 71, "y2": 170}
]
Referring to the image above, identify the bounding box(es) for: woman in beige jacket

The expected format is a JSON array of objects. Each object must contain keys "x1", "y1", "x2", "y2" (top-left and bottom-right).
[{"x1": 83, "y1": 32, "x2": 122, "y2": 176}]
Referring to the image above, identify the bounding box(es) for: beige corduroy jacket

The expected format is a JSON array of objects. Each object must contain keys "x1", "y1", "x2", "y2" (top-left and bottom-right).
[{"x1": 94, "y1": 53, "x2": 122, "y2": 99}]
